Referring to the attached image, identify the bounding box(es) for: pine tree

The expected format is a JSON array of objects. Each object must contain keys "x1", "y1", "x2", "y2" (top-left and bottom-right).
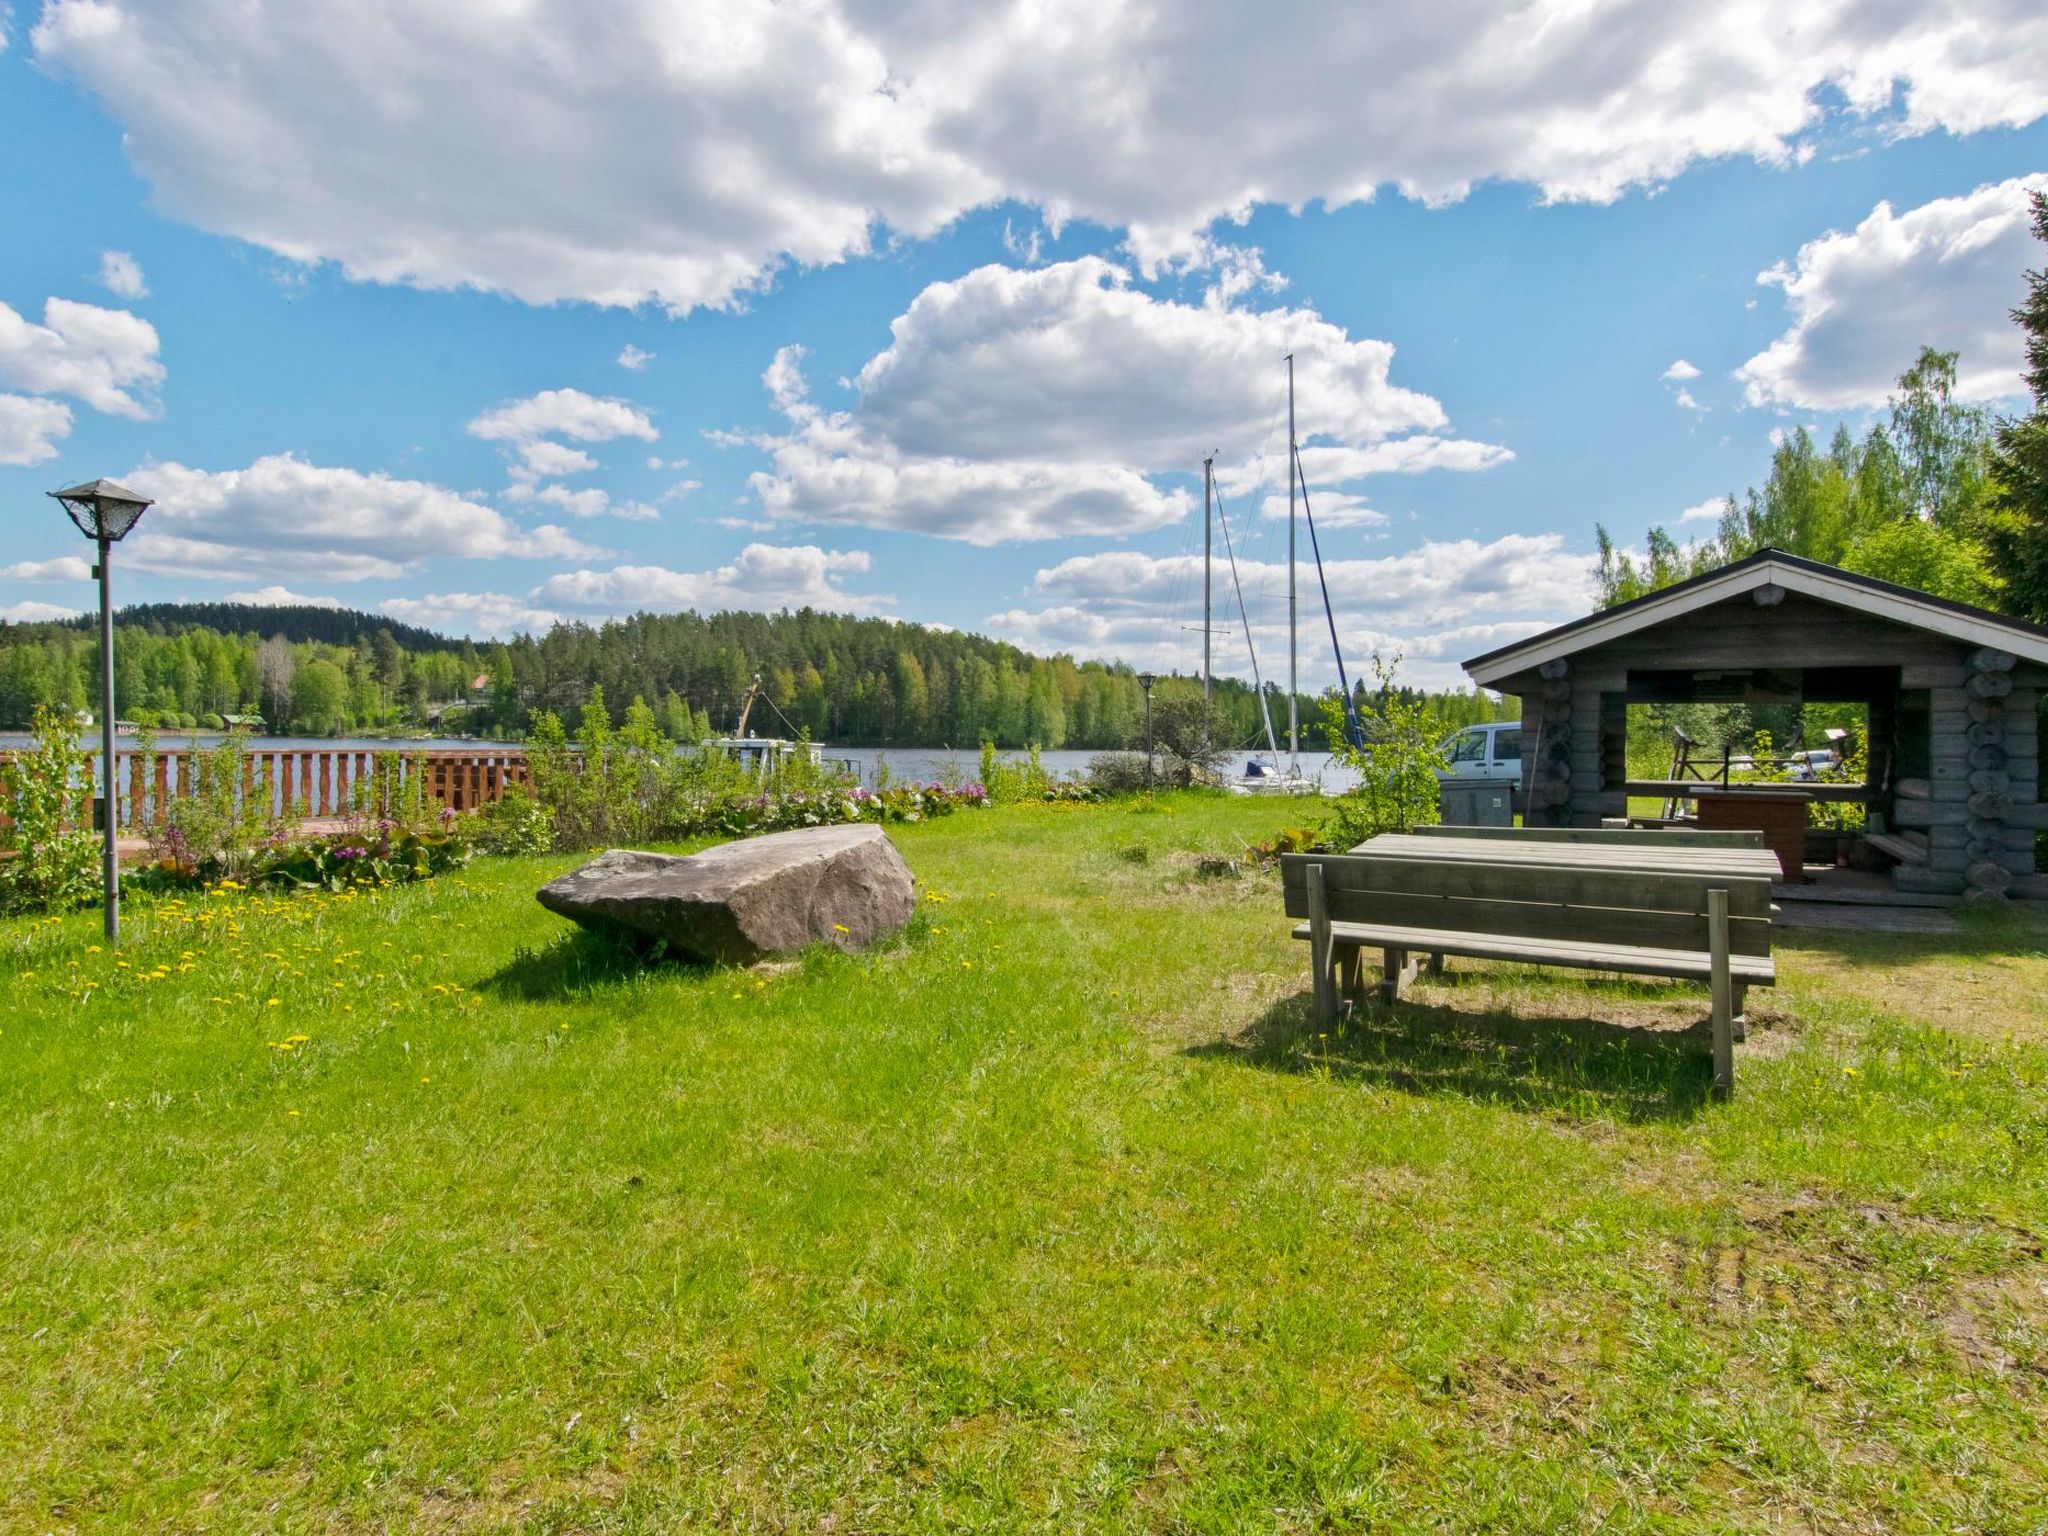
[{"x1": 1987, "y1": 190, "x2": 2048, "y2": 623}]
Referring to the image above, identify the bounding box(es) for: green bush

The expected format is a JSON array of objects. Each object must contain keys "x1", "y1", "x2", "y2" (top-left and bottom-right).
[
  {"x1": 1136, "y1": 691, "x2": 1229, "y2": 786},
  {"x1": 527, "y1": 688, "x2": 681, "y2": 850},
  {"x1": 980, "y1": 742, "x2": 1053, "y2": 803},
  {"x1": 1321, "y1": 655, "x2": 1449, "y2": 847},
  {"x1": 246, "y1": 824, "x2": 471, "y2": 892},
  {"x1": 469, "y1": 785, "x2": 553, "y2": 856},
  {"x1": 0, "y1": 705, "x2": 102, "y2": 915},
  {"x1": 145, "y1": 729, "x2": 290, "y2": 878},
  {"x1": 1088, "y1": 751, "x2": 1153, "y2": 794}
]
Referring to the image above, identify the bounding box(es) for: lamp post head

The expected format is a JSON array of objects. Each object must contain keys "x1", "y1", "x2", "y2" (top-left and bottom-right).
[
  {"x1": 1136, "y1": 672, "x2": 1156, "y2": 693},
  {"x1": 49, "y1": 478, "x2": 153, "y2": 543}
]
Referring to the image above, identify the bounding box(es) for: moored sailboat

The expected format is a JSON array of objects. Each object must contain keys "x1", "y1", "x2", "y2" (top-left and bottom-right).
[{"x1": 1206, "y1": 355, "x2": 1351, "y2": 796}]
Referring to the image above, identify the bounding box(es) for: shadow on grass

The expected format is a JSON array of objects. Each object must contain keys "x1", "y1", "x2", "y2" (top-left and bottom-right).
[
  {"x1": 1192, "y1": 989, "x2": 1717, "y2": 1123},
  {"x1": 484, "y1": 928, "x2": 712, "y2": 1000}
]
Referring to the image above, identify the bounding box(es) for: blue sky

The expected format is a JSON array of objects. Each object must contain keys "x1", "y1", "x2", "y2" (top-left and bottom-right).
[{"x1": 2, "y1": 2, "x2": 2045, "y2": 687}]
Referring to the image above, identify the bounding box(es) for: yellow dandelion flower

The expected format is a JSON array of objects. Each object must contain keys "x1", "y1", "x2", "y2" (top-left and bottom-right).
[
  {"x1": 265, "y1": 998, "x2": 281, "y2": 1008},
  {"x1": 831, "y1": 923, "x2": 850, "y2": 934}
]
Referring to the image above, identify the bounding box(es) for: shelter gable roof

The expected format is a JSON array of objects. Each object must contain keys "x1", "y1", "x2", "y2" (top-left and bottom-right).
[{"x1": 1464, "y1": 549, "x2": 2048, "y2": 687}]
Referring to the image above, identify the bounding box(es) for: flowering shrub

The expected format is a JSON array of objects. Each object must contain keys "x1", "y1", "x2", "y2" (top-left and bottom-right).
[
  {"x1": 1041, "y1": 779, "x2": 1100, "y2": 805},
  {"x1": 247, "y1": 818, "x2": 473, "y2": 892},
  {"x1": 144, "y1": 728, "x2": 293, "y2": 879},
  {"x1": 469, "y1": 785, "x2": 553, "y2": 855},
  {"x1": 707, "y1": 781, "x2": 986, "y2": 837}
]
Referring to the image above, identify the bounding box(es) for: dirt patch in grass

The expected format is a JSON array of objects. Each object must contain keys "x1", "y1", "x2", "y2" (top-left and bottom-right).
[
  {"x1": 1776, "y1": 910, "x2": 2048, "y2": 1045},
  {"x1": 1943, "y1": 1268, "x2": 2048, "y2": 1379}
]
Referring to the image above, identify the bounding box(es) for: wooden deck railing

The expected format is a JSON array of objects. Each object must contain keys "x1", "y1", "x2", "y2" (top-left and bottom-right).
[{"x1": 0, "y1": 747, "x2": 530, "y2": 832}]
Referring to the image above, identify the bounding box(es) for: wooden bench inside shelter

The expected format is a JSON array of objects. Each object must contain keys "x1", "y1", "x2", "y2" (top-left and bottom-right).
[{"x1": 1279, "y1": 835, "x2": 1776, "y2": 1096}]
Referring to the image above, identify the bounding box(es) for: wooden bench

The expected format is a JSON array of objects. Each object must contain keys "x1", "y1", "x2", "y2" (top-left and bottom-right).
[{"x1": 1279, "y1": 852, "x2": 1776, "y2": 1096}]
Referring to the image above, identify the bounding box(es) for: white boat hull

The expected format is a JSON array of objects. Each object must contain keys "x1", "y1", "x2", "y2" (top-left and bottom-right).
[{"x1": 1225, "y1": 770, "x2": 1318, "y2": 797}]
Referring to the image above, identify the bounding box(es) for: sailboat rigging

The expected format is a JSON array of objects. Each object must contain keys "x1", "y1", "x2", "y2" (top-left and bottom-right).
[
  {"x1": 1294, "y1": 449, "x2": 1365, "y2": 751},
  {"x1": 1191, "y1": 355, "x2": 1359, "y2": 793}
]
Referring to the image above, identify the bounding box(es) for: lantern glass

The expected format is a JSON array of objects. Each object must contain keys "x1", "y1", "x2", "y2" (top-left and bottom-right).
[{"x1": 49, "y1": 478, "x2": 153, "y2": 543}]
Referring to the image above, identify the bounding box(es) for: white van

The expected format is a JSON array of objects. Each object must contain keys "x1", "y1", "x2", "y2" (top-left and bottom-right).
[{"x1": 1438, "y1": 721, "x2": 1522, "y2": 786}]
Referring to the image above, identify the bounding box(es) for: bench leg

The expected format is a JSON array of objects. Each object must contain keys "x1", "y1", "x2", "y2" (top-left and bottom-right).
[
  {"x1": 1307, "y1": 864, "x2": 1339, "y2": 1027},
  {"x1": 1381, "y1": 947, "x2": 1417, "y2": 1004},
  {"x1": 1338, "y1": 944, "x2": 1363, "y2": 1001},
  {"x1": 1424, "y1": 952, "x2": 1446, "y2": 979},
  {"x1": 1707, "y1": 889, "x2": 1734, "y2": 1099},
  {"x1": 1730, "y1": 981, "x2": 1748, "y2": 1043}
]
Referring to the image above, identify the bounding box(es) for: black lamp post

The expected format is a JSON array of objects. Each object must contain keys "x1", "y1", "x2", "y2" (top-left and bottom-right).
[
  {"x1": 48, "y1": 478, "x2": 153, "y2": 944},
  {"x1": 1137, "y1": 672, "x2": 1156, "y2": 787}
]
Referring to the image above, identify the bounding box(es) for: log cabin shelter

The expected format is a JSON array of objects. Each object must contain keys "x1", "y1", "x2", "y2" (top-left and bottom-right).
[{"x1": 1461, "y1": 548, "x2": 2048, "y2": 904}]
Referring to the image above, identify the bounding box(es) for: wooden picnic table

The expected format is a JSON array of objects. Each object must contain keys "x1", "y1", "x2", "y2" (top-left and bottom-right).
[{"x1": 1353, "y1": 832, "x2": 1785, "y2": 884}]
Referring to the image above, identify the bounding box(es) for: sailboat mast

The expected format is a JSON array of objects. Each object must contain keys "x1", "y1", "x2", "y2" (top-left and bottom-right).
[
  {"x1": 1286, "y1": 354, "x2": 1298, "y2": 765},
  {"x1": 1202, "y1": 454, "x2": 1213, "y2": 717},
  {"x1": 1216, "y1": 483, "x2": 1281, "y2": 761}
]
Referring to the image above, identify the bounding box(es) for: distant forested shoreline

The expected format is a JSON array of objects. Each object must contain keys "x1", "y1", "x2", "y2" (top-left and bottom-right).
[{"x1": 0, "y1": 602, "x2": 1511, "y2": 749}]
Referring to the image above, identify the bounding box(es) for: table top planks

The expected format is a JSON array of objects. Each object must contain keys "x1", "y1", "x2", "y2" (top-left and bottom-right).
[{"x1": 1354, "y1": 832, "x2": 1784, "y2": 882}]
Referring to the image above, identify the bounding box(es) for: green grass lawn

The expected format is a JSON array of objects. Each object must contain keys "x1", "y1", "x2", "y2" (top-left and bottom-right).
[{"x1": 5, "y1": 797, "x2": 2047, "y2": 1532}]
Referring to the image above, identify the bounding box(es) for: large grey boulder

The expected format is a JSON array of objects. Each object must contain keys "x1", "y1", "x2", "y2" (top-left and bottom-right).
[{"x1": 537, "y1": 823, "x2": 916, "y2": 964}]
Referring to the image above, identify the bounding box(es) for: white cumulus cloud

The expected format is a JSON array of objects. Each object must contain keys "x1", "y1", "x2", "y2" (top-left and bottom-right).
[
  {"x1": 1662, "y1": 359, "x2": 1702, "y2": 381},
  {"x1": 0, "y1": 296, "x2": 162, "y2": 417},
  {"x1": 378, "y1": 591, "x2": 567, "y2": 638},
  {"x1": 535, "y1": 545, "x2": 879, "y2": 615},
  {"x1": 119, "y1": 453, "x2": 604, "y2": 583},
  {"x1": 1, "y1": 600, "x2": 83, "y2": 624},
  {"x1": 31, "y1": 0, "x2": 2048, "y2": 311},
  {"x1": 1738, "y1": 173, "x2": 2048, "y2": 410},
  {"x1": 0, "y1": 394, "x2": 74, "y2": 465},
  {"x1": 990, "y1": 533, "x2": 1596, "y2": 689},
  {"x1": 378, "y1": 543, "x2": 885, "y2": 637},
  {"x1": 747, "y1": 258, "x2": 1506, "y2": 544},
  {"x1": 616, "y1": 344, "x2": 654, "y2": 371},
  {"x1": 223, "y1": 586, "x2": 345, "y2": 608},
  {"x1": 469, "y1": 386, "x2": 659, "y2": 480},
  {"x1": 0, "y1": 555, "x2": 93, "y2": 582},
  {"x1": 97, "y1": 250, "x2": 148, "y2": 300}
]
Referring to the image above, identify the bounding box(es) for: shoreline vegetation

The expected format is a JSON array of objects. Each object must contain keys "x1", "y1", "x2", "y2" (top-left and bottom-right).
[
  {"x1": 0, "y1": 600, "x2": 1513, "y2": 750},
  {"x1": 3, "y1": 794, "x2": 2044, "y2": 1528}
]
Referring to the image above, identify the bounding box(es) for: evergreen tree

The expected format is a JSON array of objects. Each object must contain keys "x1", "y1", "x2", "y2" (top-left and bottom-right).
[{"x1": 1987, "y1": 189, "x2": 2048, "y2": 624}]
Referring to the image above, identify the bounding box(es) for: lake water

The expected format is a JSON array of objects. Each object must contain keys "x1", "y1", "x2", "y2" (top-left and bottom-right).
[
  {"x1": 0, "y1": 734, "x2": 1364, "y2": 795},
  {"x1": 830, "y1": 745, "x2": 1361, "y2": 794}
]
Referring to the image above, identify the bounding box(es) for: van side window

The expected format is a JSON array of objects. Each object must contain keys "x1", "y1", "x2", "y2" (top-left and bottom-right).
[
  {"x1": 1493, "y1": 729, "x2": 1521, "y2": 762},
  {"x1": 1450, "y1": 730, "x2": 1488, "y2": 763}
]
